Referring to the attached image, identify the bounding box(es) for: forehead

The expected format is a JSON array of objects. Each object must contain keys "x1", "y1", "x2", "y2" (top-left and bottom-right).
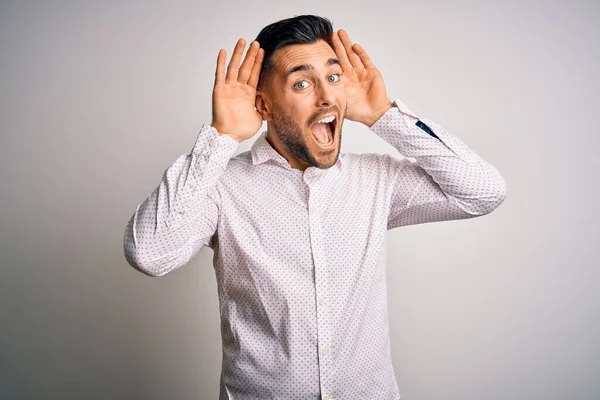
[{"x1": 272, "y1": 39, "x2": 339, "y2": 78}]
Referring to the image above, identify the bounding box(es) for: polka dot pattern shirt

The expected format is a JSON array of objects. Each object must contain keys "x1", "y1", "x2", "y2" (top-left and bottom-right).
[{"x1": 124, "y1": 98, "x2": 507, "y2": 399}]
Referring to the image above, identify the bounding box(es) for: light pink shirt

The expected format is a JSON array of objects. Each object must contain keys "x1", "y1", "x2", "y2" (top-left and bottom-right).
[{"x1": 124, "y1": 98, "x2": 507, "y2": 399}]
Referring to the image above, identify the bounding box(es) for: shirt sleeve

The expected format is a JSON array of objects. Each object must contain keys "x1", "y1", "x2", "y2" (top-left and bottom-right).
[
  {"x1": 123, "y1": 124, "x2": 239, "y2": 276},
  {"x1": 369, "y1": 98, "x2": 508, "y2": 230}
]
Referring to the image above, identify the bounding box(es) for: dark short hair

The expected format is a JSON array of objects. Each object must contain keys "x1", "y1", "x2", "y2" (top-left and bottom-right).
[{"x1": 254, "y1": 15, "x2": 334, "y2": 91}]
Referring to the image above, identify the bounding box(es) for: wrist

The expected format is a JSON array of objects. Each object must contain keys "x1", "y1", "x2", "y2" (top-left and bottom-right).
[
  {"x1": 218, "y1": 130, "x2": 242, "y2": 143},
  {"x1": 367, "y1": 101, "x2": 394, "y2": 127},
  {"x1": 213, "y1": 124, "x2": 242, "y2": 143}
]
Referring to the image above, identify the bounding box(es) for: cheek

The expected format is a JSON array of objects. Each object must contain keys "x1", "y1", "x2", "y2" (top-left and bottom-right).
[{"x1": 284, "y1": 105, "x2": 311, "y2": 128}]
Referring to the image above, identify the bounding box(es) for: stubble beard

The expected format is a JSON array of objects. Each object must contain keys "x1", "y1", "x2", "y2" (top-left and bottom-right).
[{"x1": 271, "y1": 103, "x2": 342, "y2": 170}]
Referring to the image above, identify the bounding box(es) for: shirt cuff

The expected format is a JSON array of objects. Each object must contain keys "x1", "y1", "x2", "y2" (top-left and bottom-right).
[
  {"x1": 369, "y1": 97, "x2": 419, "y2": 134},
  {"x1": 370, "y1": 98, "x2": 442, "y2": 141},
  {"x1": 192, "y1": 124, "x2": 240, "y2": 165},
  {"x1": 391, "y1": 97, "x2": 419, "y2": 119}
]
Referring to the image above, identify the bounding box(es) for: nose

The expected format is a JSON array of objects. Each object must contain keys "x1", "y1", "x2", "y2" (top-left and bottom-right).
[{"x1": 315, "y1": 79, "x2": 336, "y2": 107}]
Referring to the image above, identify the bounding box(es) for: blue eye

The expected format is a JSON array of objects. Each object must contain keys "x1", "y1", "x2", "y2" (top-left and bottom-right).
[
  {"x1": 295, "y1": 80, "x2": 309, "y2": 89},
  {"x1": 328, "y1": 74, "x2": 341, "y2": 82}
]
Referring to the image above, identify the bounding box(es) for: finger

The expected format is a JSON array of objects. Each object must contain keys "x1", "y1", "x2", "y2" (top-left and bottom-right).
[
  {"x1": 247, "y1": 47, "x2": 264, "y2": 89},
  {"x1": 226, "y1": 38, "x2": 246, "y2": 82},
  {"x1": 352, "y1": 43, "x2": 375, "y2": 69},
  {"x1": 238, "y1": 40, "x2": 259, "y2": 84},
  {"x1": 331, "y1": 32, "x2": 352, "y2": 72},
  {"x1": 337, "y1": 29, "x2": 365, "y2": 71},
  {"x1": 214, "y1": 48, "x2": 226, "y2": 87}
]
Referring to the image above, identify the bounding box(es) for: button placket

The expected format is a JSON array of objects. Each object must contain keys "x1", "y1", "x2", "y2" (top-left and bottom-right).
[{"x1": 308, "y1": 188, "x2": 334, "y2": 397}]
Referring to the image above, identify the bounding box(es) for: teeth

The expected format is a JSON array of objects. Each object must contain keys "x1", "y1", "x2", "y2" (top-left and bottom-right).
[{"x1": 317, "y1": 115, "x2": 336, "y2": 124}]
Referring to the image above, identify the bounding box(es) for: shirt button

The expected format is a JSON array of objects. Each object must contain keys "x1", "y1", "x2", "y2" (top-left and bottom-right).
[
  {"x1": 320, "y1": 347, "x2": 329, "y2": 355},
  {"x1": 318, "y1": 299, "x2": 325, "y2": 306},
  {"x1": 323, "y1": 395, "x2": 331, "y2": 400},
  {"x1": 209, "y1": 139, "x2": 218, "y2": 148},
  {"x1": 311, "y1": 206, "x2": 318, "y2": 213}
]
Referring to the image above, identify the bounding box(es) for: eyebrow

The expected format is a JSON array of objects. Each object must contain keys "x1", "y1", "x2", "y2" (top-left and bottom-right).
[{"x1": 285, "y1": 58, "x2": 341, "y2": 79}]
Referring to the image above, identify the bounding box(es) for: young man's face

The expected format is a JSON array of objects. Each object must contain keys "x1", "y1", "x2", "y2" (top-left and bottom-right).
[{"x1": 257, "y1": 39, "x2": 347, "y2": 170}]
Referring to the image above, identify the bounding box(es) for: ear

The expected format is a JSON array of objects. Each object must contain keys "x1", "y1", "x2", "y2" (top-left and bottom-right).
[{"x1": 255, "y1": 91, "x2": 273, "y2": 122}]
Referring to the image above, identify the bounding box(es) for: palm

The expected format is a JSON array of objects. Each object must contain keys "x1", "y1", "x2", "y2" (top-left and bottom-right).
[
  {"x1": 211, "y1": 39, "x2": 265, "y2": 141},
  {"x1": 213, "y1": 80, "x2": 262, "y2": 137},
  {"x1": 343, "y1": 68, "x2": 389, "y2": 123}
]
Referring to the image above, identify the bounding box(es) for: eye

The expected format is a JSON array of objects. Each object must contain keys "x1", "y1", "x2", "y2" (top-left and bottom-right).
[
  {"x1": 328, "y1": 73, "x2": 341, "y2": 83},
  {"x1": 294, "y1": 80, "x2": 309, "y2": 90}
]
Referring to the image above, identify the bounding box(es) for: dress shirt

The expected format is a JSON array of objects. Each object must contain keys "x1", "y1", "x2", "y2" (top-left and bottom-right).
[{"x1": 123, "y1": 98, "x2": 507, "y2": 399}]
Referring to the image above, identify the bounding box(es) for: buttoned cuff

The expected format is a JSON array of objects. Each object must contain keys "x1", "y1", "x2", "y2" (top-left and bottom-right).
[
  {"x1": 369, "y1": 97, "x2": 420, "y2": 135},
  {"x1": 192, "y1": 124, "x2": 240, "y2": 165}
]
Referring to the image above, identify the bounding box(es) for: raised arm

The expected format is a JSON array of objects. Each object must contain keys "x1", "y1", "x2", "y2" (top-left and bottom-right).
[
  {"x1": 123, "y1": 38, "x2": 265, "y2": 276},
  {"x1": 330, "y1": 29, "x2": 506, "y2": 229},
  {"x1": 369, "y1": 101, "x2": 507, "y2": 229}
]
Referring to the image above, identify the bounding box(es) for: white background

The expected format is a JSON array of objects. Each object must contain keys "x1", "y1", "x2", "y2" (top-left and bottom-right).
[{"x1": 0, "y1": 0, "x2": 598, "y2": 398}]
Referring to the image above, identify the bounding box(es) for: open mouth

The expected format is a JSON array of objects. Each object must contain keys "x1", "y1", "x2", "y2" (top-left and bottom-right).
[{"x1": 310, "y1": 116, "x2": 337, "y2": 149}]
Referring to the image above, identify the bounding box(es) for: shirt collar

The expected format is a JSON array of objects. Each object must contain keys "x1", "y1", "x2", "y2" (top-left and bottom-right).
[{"x1": 251, "y1": 130, "x2": 343, "y2": 169}]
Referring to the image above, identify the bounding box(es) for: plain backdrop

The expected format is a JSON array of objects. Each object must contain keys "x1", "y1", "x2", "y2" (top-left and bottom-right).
[{"x1": 1, "y1": 0, "x2": 598, "y2": 399}]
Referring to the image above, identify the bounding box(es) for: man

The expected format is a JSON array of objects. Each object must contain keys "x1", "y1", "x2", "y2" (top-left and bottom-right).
[{"x1": 124, "y1": 15, "x2": 507, "y2": 400}]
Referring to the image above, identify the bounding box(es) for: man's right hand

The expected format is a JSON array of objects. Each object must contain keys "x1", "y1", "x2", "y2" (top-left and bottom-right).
[{"x1": 211, "y1": 39, "x2": 265, "y2": 143}]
